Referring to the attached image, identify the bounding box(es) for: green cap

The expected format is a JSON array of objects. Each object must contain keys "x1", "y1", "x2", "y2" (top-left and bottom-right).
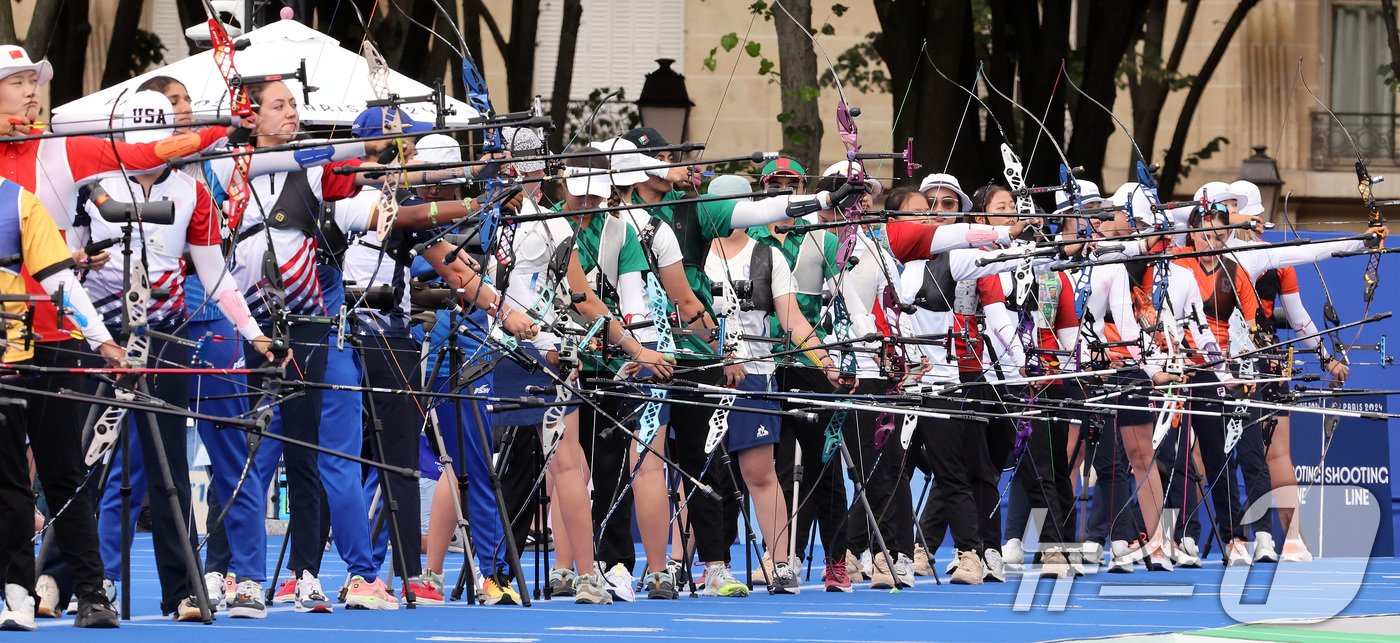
[{"x1": 761, "y1": 157, "x2": 807, "y2": 180}]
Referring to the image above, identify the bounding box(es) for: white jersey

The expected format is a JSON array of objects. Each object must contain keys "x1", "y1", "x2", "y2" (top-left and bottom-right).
[{"x1": 704, "y1": 237, "x2": 795, "y2": 375}]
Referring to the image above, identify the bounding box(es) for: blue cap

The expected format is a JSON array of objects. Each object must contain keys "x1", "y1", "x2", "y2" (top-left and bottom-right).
[{"x1": 352, "y1": 106, "x2": 431, "y2": 138}]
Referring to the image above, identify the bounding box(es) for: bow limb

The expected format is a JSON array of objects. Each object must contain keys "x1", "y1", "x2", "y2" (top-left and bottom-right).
[
  {"x1": 361, "y1": 40, "x2": 404, "y2": 243},
  {"x1": 1270, "y1": 63, "x2": 1349, "y2": 370},
  {"x1": 199, "y1": 0, "x2": 254, "y2": 235},
  {"x1": 1298, "y1": 62, "x2": 1388, "y2": 352}
]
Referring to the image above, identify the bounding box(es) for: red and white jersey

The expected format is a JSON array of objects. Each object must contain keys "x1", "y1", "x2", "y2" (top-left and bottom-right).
[
  {"x1": 0, "y1": 126, "x2": 227, "y2": 341},
  {"x1": 209, "y1": 158, "x2": 360, "y2": 319},
  {"x1": 80, "y1": 170, "x2": 220, "y2": 328}
]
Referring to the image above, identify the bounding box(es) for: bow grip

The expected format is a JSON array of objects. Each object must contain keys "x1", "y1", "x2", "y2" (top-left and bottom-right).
[{"x1": 268, "y1": 337, "x2": 290, "y2": 363}]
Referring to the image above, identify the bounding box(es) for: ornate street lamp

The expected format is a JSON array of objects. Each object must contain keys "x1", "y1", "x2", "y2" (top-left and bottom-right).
[
  {"x1": 1239, "y1": 145, "x2": 1284, "y2": 223},
  {"x1": 636, "y1": 59, "x2": 693, "y2": 145}
]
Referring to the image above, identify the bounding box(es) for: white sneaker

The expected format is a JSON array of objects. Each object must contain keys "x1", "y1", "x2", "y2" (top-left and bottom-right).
[
  {"x1": 102, "y1": 578, "x2": 120, "y2": 614},
  {"x1": 1080, "y1": 537, "x2": 1103, "y2": 574},
  {"x1": 1081, "y1": 541, "x2": 1104, "y2": 568},
  {"x1": 0, "y1": 583, "x2": 36, "y2": 631},
  {"x1": 1227, "y1": 539, "x2": 1253, "y2": 567},
  {"x1": 1281, "y1": 538, "x2": 1314, "y2": 563},
  {"x1": 1253, "y1": 532, "x2": 1279, "y2": 564},
  {"x1": 228, "y1": 580, "x2": 267, "y2": 619},
  {"x1": 203, "y1": 572, "x2": 225, "y2": 612},
  {"x1": 982, "y1": 548, "x2": 1006, "y2": 582},
  {"x1": 1003, "y1": 538, "x2": 1025, "y2": 571},
  {"x1": 892, "y1": 553, "x2": 915, "y2": 589},
  {"x1": 859, "y1": 550, "x2": 873, "y2": 578},
  {"x1": 294, "y1": 571, "x2": 333, "y2": 613},
  {"x1": 1174, "y1": 537, "x2": 1202, "y2": 568},
  {"x1": 602, "y1": 563, "x2": 636, "y2": 603},
  {"x1": 34, "y1": 575, "x2": 58, "y2": 618},
  {"x1": 1108, "y1": 540, "x2": 1134, "y2": 573}
]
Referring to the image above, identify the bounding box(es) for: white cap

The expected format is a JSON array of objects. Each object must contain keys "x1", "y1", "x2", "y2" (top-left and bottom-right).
[
  {"x1": 1053, "y1": 179, "x2": 1107, "y2": 214},
  {"x1": 821, "y1": 160, "x2": 883, "y2": 197},
  {"x1": 0, "y1": 46, "x2": 52, "y2": 85},
  {"x1": 564, "y1": 164, "x2": 610, "y2": 198},
  {"x1": 1229, "y1": 180, "x2": 1264, "y2": 216},
  {"x1": 122, "y1": 91, "x2": 174, "y2": 144},
  {"x1": 589, "y1": 137, "x2": 660, "y2": 187},
  {"x1": 1193, "y1": 181, "x2": 1245, "y2": 208},
  {"x1": 706, "y1": 175, "x2": 752, "y2": 197},
  {"x1": 414, "y1": 134, "x2": 466, "y2": 184},
  {"x1": 1109, "y1": 182, "x2": 1158, "y2": 228},
  {"x1": 502, "y1": 127, "x2": 546, "y2": 174},
  {"x1": 917, "y1": 172, "x2": 972, "y2": 211}
]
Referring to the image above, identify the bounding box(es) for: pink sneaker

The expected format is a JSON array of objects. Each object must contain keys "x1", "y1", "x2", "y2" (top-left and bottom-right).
[{"x1": 345, "y1": 576, "x2": 399, "y2": 611}]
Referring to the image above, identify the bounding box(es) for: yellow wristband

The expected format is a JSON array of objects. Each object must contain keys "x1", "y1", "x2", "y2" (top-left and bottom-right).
[{"x1": 428, "y1": 201, "x2": 439, "y2": 227}]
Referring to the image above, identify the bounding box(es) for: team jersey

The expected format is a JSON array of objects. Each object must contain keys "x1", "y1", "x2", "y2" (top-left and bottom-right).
[
  {"x1": 573, "y1": 212, "x2": 651, "y2": 372},
  {"x1": 1171, "y1": 247, "x2": 1260, "y2": 350},
  {"x1": 749, "y1": 222, "x2": 838, "y2": 367},
  {"x1": 1254, "y1": 265, "x2": 1298, "y2": 322},
  {"x1": 631, "y1": 189, "x2": 738, "y2": 358},
  {"x1": 996, "y1": 269, "x2": 1078, "y2": 380},
  {"x1": 79, "y1": 170, "x2": 220, "y2": 329},
  {"x1": 704, "y1": 236, "x2": 796, "y2": 375},
  {"x1": 0, "y1": 182, "x2": 80, "y2": 362},
  {"x1": 208, "y1": 159, "x2": 361, "y2": 320},
  {"x1": 341, "y1": 189, "x2": 419, "y2": 338},
  {"x1": 484, "y1": 200, "x2": 576, "y2": 352},
  {"x1": 0, "y1": 126, "x2": 227, "y2": 342}
]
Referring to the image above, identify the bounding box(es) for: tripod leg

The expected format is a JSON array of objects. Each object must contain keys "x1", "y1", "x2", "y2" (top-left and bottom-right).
[
  {"x1": 266, "y1": 512, "x2": 292, "y2": 603},
  {"x1": 456, "y1": 423, "x2": 518, "y2": 603},
  {"x1": 136, "y1": 380, "x2": 212, "y2": 623},
  {"x1": 120, "y1": 406, "x2": 132, "y2": 621},
  {"x1": 838, "y1": 439, "x2": 896, "y2": 585},
  {"x1": 360, "y1": 379, "x2": 417, "y2": 608},
  {"x1": 468, "y1": 406, "x2": 531, "y2": 606},
  {"x1": 789, "y1": 440, "x2": 802, "y2": 569}
]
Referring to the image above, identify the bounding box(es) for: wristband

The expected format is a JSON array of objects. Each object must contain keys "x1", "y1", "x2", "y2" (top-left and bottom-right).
[{"x1": 428, "y1": 202, "x2": 440, "y2": 227}]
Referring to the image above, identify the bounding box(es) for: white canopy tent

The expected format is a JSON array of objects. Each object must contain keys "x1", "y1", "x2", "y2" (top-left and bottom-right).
[{"x1": 52, "y1": 18, "x2": 476, "y2": 132}]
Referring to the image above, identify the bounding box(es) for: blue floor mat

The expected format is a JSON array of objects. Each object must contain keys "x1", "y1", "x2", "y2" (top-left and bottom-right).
[{"x1": 29, "y1": 535, "x2": 1400, "y2": 642}]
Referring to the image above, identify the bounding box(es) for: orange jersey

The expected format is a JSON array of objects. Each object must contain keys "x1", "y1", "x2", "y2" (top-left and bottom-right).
[
  {"x1": 1171, "y1": 247, "x2": 1258, "y2": 348},
  {"x1": 1255, "y1": 265, "x2": 1299, "y2": 322}
]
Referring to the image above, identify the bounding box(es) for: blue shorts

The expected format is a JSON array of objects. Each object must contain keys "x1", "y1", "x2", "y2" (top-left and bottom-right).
[
  {"x1": 489, "y1": 345, "x2": 558, "y2": 426},
  {"x1": 726, "y1": 373, "x2": 781, "y2": 453}
]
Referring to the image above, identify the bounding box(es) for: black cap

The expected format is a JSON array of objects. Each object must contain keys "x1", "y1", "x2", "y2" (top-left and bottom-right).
[{"x1": 621, "y1": 127, "x2": 670, "y2": 155}]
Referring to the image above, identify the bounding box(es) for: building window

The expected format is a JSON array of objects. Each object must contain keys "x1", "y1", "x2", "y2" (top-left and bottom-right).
[
  {"x1": 1316, "y1": 2, "x2": 1396, "y2": 166},
  {"x1": 534, "y1": 0, "x2": 685, "y2": 103}
]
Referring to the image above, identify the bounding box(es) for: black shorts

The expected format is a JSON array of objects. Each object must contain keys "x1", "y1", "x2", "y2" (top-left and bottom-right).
[{"x1": 1100, "y1": 367, "x2": 1154, "y2": 426}]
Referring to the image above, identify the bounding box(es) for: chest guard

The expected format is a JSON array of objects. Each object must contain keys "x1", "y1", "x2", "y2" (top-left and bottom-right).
[
  {"x1": 791, "y1": 230, "x2": 828, "y2": 296},
  {"x1": 913, "y1": 254, "x2": 957, "y2": 313},
  {"x1": 593, "y1": 214, "x2": 629, "y2": 301},
  {"x1": 1035, "y1": 272, "x2": 1062, "y2": 329},
  {"x1": 264, "y1": 170, "x2": 321, "y2": 239},
  {"x1": 668, "y1": 199, "x2": 709, "y2": 269},
  {"x1": 745, "y1": 242, "x2": 775, "y2": 314}
]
